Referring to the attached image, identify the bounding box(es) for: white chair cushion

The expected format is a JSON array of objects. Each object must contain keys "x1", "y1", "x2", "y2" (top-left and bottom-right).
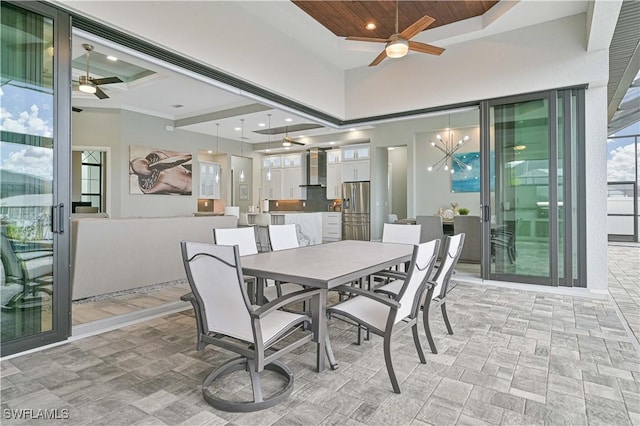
[
  {"x1": 375, "y1": 279, "x2": 403, "y2": 296},
  {"x1": 329, "y1": 296, "x2": 393, "y2": 332},
  {"x1": 382, "y1": 223, "x2": 422, "y2": 245},
  {"x1": 214, "y1": 227, "x2": 258, "y2": 256},
  {"x1": 253, "y1": 308, "x2": 308, "y2": 346}
]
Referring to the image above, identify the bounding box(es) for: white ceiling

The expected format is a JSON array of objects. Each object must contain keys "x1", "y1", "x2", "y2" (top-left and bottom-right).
[{"x1": 68, "y1": 0, "x2": 595, "y2": 145}]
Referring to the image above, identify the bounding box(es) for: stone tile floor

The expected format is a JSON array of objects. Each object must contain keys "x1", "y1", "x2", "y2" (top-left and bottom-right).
[{"x1": 1, "y1": 245, "x2": 639, "y2": 425}]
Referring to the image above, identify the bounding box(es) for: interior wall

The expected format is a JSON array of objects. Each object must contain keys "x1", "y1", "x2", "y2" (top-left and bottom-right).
[
  {"x1": 415, "y1": 126, "x2": 482, "y2": 217},
  {"x1": 71, "y1": 151, "x2": 82, "y2": 201},
  {"x1": 72, "y1": 109, "x2": 256, "y2": 218},
  {"x1": 345, "y1": 14, "x2": 607, "y2": 118},
  {"x1": 388, "y1": 147, "x2": 407, "y2": 220}
]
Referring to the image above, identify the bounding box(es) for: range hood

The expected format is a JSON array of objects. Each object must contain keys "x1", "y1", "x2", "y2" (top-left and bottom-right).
[{"x1": 300, "y1": 148, "x2": 326, "y2": 187}]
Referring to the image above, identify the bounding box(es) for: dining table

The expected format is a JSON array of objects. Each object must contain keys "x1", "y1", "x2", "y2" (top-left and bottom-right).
[{"x1": 240, "y1": 239, "x2": 414, "y2": 372}]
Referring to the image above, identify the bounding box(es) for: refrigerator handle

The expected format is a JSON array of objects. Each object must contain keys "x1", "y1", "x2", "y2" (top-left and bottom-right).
[{"x1": 344, "y1": 198, "x2": 350, "y2": 210}]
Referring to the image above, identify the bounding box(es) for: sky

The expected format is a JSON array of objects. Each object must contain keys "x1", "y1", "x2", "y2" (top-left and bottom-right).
[
  {"x1": 607, "y1": 119, "x2": 638, "y2": 183},
  {"x1": 0, "y1": 83, "x2": 54, "y2": 180}
]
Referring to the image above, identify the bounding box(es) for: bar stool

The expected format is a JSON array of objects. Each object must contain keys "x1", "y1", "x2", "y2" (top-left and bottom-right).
[{"x1": 254, "y1": 213, "x2": 271, "y2": 252}]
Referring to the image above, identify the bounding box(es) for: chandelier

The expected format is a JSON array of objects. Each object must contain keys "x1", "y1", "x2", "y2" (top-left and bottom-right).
[{"x1": 427, "y1": 122, "x2": 471, "y2": 173}]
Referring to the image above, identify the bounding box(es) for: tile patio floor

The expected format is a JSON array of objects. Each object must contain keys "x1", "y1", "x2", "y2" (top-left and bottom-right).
[{"x1": 1, "y1": 245, "x2": 639, "y2": 425}]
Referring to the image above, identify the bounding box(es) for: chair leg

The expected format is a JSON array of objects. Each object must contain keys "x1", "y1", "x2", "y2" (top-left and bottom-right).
[
  {"x1": 325, "y1": 336, "x2": 338, "y2": 370},
  {"x1": 411, "y1": 323, "x2": 426, "y2": 364},
  {"x1": 357, "y1": 326, "x2": 362, "y2": 345},
  {"x1": 383, "y1": 335, "x2": 400, "y2": 394},
  {"x1": 441, "y1": 302, "x2": 454, "y2": 335},
  {"x1": 422, "y1": 298, "x2": 438, "y2": 354}
]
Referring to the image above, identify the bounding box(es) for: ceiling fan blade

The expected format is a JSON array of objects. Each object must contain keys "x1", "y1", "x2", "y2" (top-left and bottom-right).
[
  {"x1": 369, "y1": 50, "x2": 388, "y2": 67},
  {"x1": 91, "y1": 76, "x2": 123, "y2": 85},
  {"x1": 94, "y1": 86, "x2": 109, "y2": 100},
  {"x1": 408, "y1": 41, "x2": 445, "y2": 56},
  {"x1": 72, "y1": 107, "x2": 83, "y2": 113},
  {"x1": 400, "y1": 15, "x2": 435, "y2": 41},
  {"x1": 346, "y1": 36, "x2": 389, "y2": 43}
]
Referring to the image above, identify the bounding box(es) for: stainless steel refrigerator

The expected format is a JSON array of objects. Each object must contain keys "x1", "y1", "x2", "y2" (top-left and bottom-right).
[{"x1": 342, "y1": 181, "x2": 370, "y2": 241}]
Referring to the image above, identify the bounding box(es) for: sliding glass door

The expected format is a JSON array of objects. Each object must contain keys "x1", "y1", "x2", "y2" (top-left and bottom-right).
[
  {"x1": 1, "y1": 1, "x2": 72, "y2": 355},
  {"x1": 481, "y1": 90, "x2": 584, "y2": 286}
]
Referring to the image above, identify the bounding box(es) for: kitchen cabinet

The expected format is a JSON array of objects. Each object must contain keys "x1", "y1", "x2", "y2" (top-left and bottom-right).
[
  {"x1": 261, "y1": 167, "x2": 282, "y2": 200},
  {"x1": 322, "y1": 212, "x2": 342, "y2": 242},
  {"x1": 342, "y1": 160, "x2": 370, "y2": 182},
  {"x1": 199, "y1": 161, "x2": 221, "y2": 199},
  {"x1": 326, "y1": 163, "x2": 342, "y2": 199},
  {"x1": 282, "y1": 166, "x2": 304, "y2": 199},
  {"x1": 342, "y1": 144, "x2": 370, "y2": 182},
  {"x1": 327, "y1": 149, "x2": 342, "y2": 164},
  {"x1": 342, "y1": 144, "x2": 369, "y2": 161}
]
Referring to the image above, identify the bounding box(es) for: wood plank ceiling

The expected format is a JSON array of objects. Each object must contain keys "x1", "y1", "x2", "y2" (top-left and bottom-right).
[{"x1": 292, "y1": 1, "x2": 499, "y2": 39}]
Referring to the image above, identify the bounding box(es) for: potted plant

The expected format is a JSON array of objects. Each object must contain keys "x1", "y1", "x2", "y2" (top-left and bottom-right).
[{"x1": 458, "y1": 207, "x2": 470, "y2": 215}]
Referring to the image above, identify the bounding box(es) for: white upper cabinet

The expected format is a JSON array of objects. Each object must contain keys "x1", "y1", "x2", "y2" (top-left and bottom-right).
[
  {"x1": 282, "y1": 153, "x2": 302, "y2": 168},
  {"x1": 282, "y1": 166, "x2": 304, "y2": 200},
  {"x1": 326, "y1": 163, "x2": 342, "y2": 199},
  {"x1": 342, "y1": 144, "x2": 370, "y2": 161},
  {"x1": 261, "y1": 167, "x2": 282, "y2": 200},
  {"x1": 199, "y1": 161, "x2": 221, "y2": 199},
  {"x1": 341, "y1": 144, "x2": 370, "y2": 182},
  {"x1": 327, "y1": 149, "x2": 342, "y2": 163}
]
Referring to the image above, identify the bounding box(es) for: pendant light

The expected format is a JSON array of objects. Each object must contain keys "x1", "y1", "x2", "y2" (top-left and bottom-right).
[
  {"x1": 266, "y1": 114, "x2": 272, "y2": 181},
  {"x1": 239, "y1": 119, "x2": 245, "y2": 183},
  {"x1": 215, "y1": 123, "x2": 220, "y2": 183}
]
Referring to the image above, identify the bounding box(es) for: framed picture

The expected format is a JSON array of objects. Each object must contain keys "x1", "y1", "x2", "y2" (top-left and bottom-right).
[
  {"x1": 239, "y1": 183, "x2": 249, "y2": 201},
  {"x1": 451, "y1": 151, "x2": 495, "y2": 193},
  {"x1": 129, "y1": 146, "x2": 192, "y2": 195}
]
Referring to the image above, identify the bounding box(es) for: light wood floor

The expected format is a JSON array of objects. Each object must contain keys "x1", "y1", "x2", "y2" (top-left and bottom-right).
[{"x1": 72, "y1": 282, "x2": 190, "y2": 326}]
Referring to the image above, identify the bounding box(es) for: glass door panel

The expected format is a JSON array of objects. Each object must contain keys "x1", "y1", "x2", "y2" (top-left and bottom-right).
[
  {"x1": 488, "y1": 98, "x2": 552, "y2": 283},
  {"x1": 1, "y1": 1, "x2": 71, "y2": 355}
]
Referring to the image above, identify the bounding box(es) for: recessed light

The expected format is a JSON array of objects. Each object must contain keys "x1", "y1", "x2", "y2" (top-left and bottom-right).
[
  {"x1": 171, "y1": 104, "x2": 184, "y2": 108},
  {"x1": 329, "y1": 142, "x2": 336, "y2": 145},
  {"x1": 207, "y1": 150, "x2": 213, "y2": 154},
  {"x1": 365, "y1": 22, "x2": 376, "y2": 30},
  {"x1": 284, "y1": 147, "x2": 290, "y2": 150},
  {"x1": 349, "y1": 128, "x2": 356, "y2": 132},
  {"x1": 387, "y1": 147, "x2": 395, "y2": 151},
  {"x1": 285, "y1": 118, "x2": 293, "y2": 122},
  {"x1": 258, "y1": 123, "x2": 266, "y2": 127},
  {"x1": 106, "y1": 55, "x2": 118, "y2": 61},
  {"x1": 234, "y1": 127, "x2": 241, "y2": 131}
]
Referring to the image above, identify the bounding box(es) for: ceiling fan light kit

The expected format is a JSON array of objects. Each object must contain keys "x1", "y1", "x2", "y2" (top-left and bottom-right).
[
  {"x1": 78, "y1": 75, "x2": 97, "y2": 94},
  {"x1": 344, "y1": 0, "x2": 444, "y2": 67},
  {"x1": 385, "y1": 37, "x2": 409, "y2": 58}
]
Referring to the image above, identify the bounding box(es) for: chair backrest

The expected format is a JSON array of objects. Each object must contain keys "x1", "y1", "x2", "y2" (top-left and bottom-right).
[
  {"x1": 382, "y1": 223, "x2": 422, "y2": 245},
  {"x1": 224, "y1": 206, "x2": 240, "y2": 218},
  {"x1": 415, "y1": 215, "x2": 444, "y2": 245},
  {"x1": 181, "y1": 242, "x2": 253, "y2": 342},
  {"x1": 395, "y1": 239, "x2": 440, "y2": 321},
  {"x1": 213, "y1": 227, "x2": 258, "y2": 256},
  {"x1": 0, "y1": 232, "x2": 22, "y2": 280},
  {"x1": 453, "y1": 216, "x2": 480, "y2": 263},
  {"x1": 385, "y1": 214, "x2": 398, "y2": 224},
  {"x1": 432, "y1": 233, "x2": 465, "y2": 298},
  {"x1": 254, "y1": 213, "x2": 271, "y2": 227},
  {"x1": 238, "y1": 213, "x2": 251, "y2": 227},
  {"x1": 268, "y1": 224, "x2": 299, "y2": 251}
]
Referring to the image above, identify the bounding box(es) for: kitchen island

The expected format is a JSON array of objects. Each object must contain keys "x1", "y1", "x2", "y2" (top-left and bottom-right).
[{"x1": 247, "y1": 211, "x2": 322, "y2": 246}]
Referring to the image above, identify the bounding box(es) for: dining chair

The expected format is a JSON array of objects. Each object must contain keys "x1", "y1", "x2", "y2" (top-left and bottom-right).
[
  {"x1": 382, "y1": 223, "x2": 422, "y2": 245},
  {"x1": 327, "y1": 239, "x2": 440, "y2": 394},
  {"x1": 453, "y1": 216, "x2": 480, "y2": 263},
  {"x1": 253, "y1": 213, "x2": 271, "y2": 252},
  {"x1": 415, "y1": 215, "x2": 444, "y2": 256},
  {"x1": 267, "y1": 224, "x2": 305, "y2": 300},
  {"x1": 179, "y1": 241, "x2": 320, "y2": 411},
  {"x1": 375, "y1": 233, "x2": 465, "y2": 354},
  {"x1": 385, "y1": 213, "x2": 398, "y2": 224},
  {"x1": 213, "y1": 227, "x2": 260, "y2": 302}
]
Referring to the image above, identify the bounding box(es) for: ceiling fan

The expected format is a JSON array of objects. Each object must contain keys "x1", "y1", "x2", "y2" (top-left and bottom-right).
[
  {"x1": 74, "y1": 43, "x2": 123, "y2": 99},
  {"x1": 282, "y1": 126, "x2": 305, "y2": 147},
  {"x1": 345, "y1": 0, "x2": 445, "y2": 67}
]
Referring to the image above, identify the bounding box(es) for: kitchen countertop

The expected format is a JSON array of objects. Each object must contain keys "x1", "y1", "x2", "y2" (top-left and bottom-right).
[{"x1": 247, "y1": 211, "x2": 323, "y2": 215}]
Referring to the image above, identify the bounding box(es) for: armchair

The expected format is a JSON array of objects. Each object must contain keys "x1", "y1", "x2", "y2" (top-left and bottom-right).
[
  {"x1": 327, "y1": 239, "x2": 440, "y2": 394},
  {"x1": 180, "y1": 241, "x2": 320, "y2": 411}
]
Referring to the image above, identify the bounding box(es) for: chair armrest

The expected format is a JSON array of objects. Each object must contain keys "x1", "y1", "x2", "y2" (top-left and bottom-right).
[
  {"x1": 331, "y1": 285, "x2": 400, "y2": 308},
  {"x1": 373, "y1": 270, "x2": 407, "y2": 280},
  {"x1": 251, "y1": 288, "x2": 322, "y2": 319},
  {"x1": 180, "y1": 292, "x2": 195, "y2": 302}
]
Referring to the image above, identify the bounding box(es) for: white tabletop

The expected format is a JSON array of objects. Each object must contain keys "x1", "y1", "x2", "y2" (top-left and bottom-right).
[{"x1": 241, "y1": 240, "x2": 413, "y2": 289}]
